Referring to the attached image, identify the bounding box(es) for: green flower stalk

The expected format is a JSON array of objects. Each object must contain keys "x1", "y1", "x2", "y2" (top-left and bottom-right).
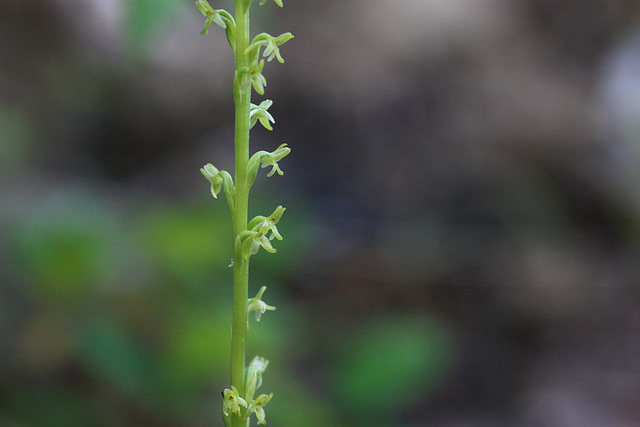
[{"x1": 196, "y1": 0, "x2": 292, "y2": 425}]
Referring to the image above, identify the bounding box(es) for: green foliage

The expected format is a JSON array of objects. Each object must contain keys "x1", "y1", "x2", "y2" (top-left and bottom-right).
[
  {"x1": 10, "y1": 192, "x2": 133, "y2": 302},
  {"x1": 161, "y1": 307, "x2": 230, "y2": 387},
  {"x1": 334, "y1": 314, "x2": 454, "y2": 420},
  {"x1": 75, "y1": 314, "x2": 153, "y2": 398},
  {"x1": 3, "y1": 191, "x2": 244, "y2": 424},
  {"x1": 136, "y1": 202, "x2": 231, "y2": 281}
]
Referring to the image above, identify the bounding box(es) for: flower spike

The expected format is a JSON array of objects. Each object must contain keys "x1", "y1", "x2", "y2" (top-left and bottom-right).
[{"x1": 195, "y1": 0, "x2": 291, "y2": 423}]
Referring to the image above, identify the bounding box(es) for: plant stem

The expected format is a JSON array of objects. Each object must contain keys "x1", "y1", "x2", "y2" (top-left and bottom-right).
[{"x1": 230, "y1": 1, "x2": 251, "y2": 424}]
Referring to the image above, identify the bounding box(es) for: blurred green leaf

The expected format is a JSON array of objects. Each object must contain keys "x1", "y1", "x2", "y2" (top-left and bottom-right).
[
  {"x1": 10, "y1": 192, "x2": 124, "y2": 302},
  {"x1": 136, "y1": 202, "x2": 231, "y2": 282},
  {"x1": 6, "y1": 387, "x2": 97, "y2": 427},
  {"x1": 153, "y1": 306, "x2": 231, "y2": 422},
  {"x1": 269, "y1": 371, "x2": 342, "y2": 427},
  {"x1": 334, "y1": 313, "x2": 454, "y2": 418},
  {"x1": 75, "y1": 314, "x2": 153, "y2": 398},
  {"x1": 160, "y1": 306, "x2": 230, "y2": 388}
]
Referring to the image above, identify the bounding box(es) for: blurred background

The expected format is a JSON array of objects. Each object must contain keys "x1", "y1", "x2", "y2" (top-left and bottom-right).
[{"x1": 2, "y1": 0, "x2": 640, "y2": 425}]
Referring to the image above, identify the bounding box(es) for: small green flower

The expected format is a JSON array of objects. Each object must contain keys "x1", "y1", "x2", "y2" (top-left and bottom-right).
[
  {"x1": 222, "y1": 385, "x2": 248, "y2": 417},
  {"x1": 261, "y1": 143, "x2": 290, "y2": 177},
  {"x1": 196, "y1": 0, "x2": 234, "y2": 35},
  {"x1": 246, "y1": 143, "x2": 291, "y2": 186},
  {"x1": 247, "y1": 287, "x2": 276, "y2": 329},
  {"x1": 259, "y1": 0, "x2": 283, "y2": 7},
  {"x1": 239, "y1": 206, "x2": 286, "y2": 259},
  {"x1": 238, "y1": 230, "x2": 271, "y2": 259},
  {"x1": 246, "y1": 32, "x2": 294, "y2": 63},
  {"x1": 245, "y1": 355, "x2": 269, "y2": 401},
  {"x1": 238, "y1": 60, "x2": 267, "y2": 95},
  {"x1": 250, "y1": 100, "x2": 275, "y2": 130},
  {"x1": 201, "y1": 163, "x2": 223, "y2": 198},
  {"x1": 201, "y1": 164, "x2": 235, "y2": 210},
  {"x1": 248, "y1": 205, "x2": 285, "y2": 240},
  {"x1": 247, "y1": 393, "x2": 273, "y2": 425}
]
